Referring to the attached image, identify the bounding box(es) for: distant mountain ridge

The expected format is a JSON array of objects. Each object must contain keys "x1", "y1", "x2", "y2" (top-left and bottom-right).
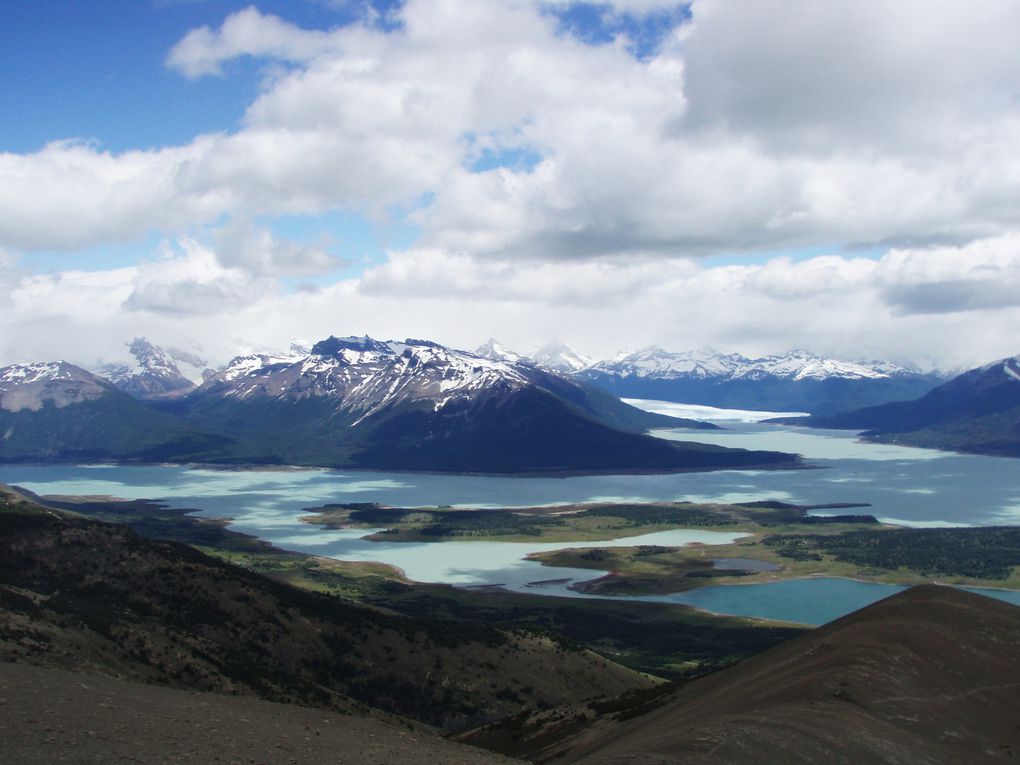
[
  {"x1": 779, "y1": 353, "x2": 1020, "y2": 457},
  {"x1": 96, "y1": 337, "x2": 207, "y2": 399},
  {"x1": 177, "y1": 334, "x2": 797, "y2": 473},
  {"x1": 471, "y1": 340, "x2": 942, "y2": 415},
  {"x1": 0, "y1": 361, "x2": 228, "y2": 463},
  {"x1": 0, "y1": 336, "x2": 801, "y2": 473},
  {"x1": 578, "y1": 347, "x2": 943, "y2": 415},
  {"x1": 474, "y1": 338, "x2": 591, "y2": 373}
]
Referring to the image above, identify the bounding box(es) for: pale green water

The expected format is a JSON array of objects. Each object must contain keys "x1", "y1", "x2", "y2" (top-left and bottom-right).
[{"x1": 4, "y1": 406, "x2": 1020, "y2": 624}]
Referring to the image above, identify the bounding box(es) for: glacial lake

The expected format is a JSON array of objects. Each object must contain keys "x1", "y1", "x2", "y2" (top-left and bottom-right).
[{"x1": 4, "y1": 400, "x2": 1020, "y2": 625}]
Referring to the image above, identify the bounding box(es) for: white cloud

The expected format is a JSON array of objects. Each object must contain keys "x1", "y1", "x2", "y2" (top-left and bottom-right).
[
  {"x1": 166, "y1": 5, "x2": 341, "y2": 78},
  {"x1": 3, "y1": 0, "x2": 1020, "y2": 372},
  {"x1": 2, "y1": 233, "x2": 1020, "y2": 372},
  {"x1": 213, "y1": 217, "x2": 343, "y2": 276},
  {"x1": 124, "y1": 238, "x2": 275, "y2": 315},
  {"x1": 5, "y1": 0, "x2": 1020, "y2": 260}
]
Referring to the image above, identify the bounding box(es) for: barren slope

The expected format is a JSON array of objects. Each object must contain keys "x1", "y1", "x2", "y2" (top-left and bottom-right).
[
  {"x1": 0, "y1": 662, "x2": 520, "y2": 765},
  {"x1": 467, "y1": 586, "x2": 1020, "y2": 764}
]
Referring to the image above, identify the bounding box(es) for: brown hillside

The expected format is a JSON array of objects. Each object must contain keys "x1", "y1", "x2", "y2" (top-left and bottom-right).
[
  {"x1": 0, "y1": 661, "x2": 521, "y2": 764},
  {"x1": 470, "y1": 585, "x2": 1020, "y2": 764},
  {"x1": 0, "y1": 496, "x2": 650, "y2": 733}
]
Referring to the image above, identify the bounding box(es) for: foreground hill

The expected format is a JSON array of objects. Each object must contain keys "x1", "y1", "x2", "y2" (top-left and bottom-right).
[
  {"x1": 0, "y1": 492, "x2": 650, "y2": 732},
  {"x1": 463, "y1": 585, "x2": 1020, "y2": 764},
  {"x1": 0, "y1": 662, "x2": 519, "y2": 765},
  {"x1": 578, "y1": 347, "x2": 942, "y2": 415},
  {"x1": 779, "y1": 354, "x2": 1020, "y2": 457}
]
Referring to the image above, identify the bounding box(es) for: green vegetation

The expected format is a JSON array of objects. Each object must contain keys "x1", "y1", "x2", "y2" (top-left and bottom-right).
[
  {"x1": 343, "y1": 578, "x2": 803, "y2": 680},
  {"x1": 303, "y1": 500, "x2": 874, "y2": 543},
  {"x1": 0, "y1": 496, "x2": 651, "y2": 731},
  {"x1": 764, "y1": 527, "x2": 1020, "y2": 585},
  {"x1": 5, "y1": 488, "x2": 805, "y2": 681},
  {"x1": 21, "y1": 486, "x2": 1020, "y2": 682}
]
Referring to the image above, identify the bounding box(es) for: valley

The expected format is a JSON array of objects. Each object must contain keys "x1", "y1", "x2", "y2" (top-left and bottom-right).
[{"x1": 5, "y1": 396, "x2": 1020, "y2": 761}]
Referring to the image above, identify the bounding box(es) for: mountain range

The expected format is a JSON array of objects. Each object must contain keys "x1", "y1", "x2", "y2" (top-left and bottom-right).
[
  {"x1": 576, "y1": 346, "x2": 944, "y2": 415},
  {"x1": 97, "y1": 337, "x2": 209, "y2": 399},
  {"x1": 778, "y1": 354, "x2": 1020, "y2": 457},
  {"x1": 476, "y1": 340, "x2": 945, "y2": 415},
  {"x1": 0, "y1": 335, "x2": 800, "y2": 473},
  {"x1": 88, "y1": 335, "x2": 945, "y2": 417}
]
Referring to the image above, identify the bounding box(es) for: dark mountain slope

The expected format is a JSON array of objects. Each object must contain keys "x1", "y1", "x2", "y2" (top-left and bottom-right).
[
  {"x1": 349, "y1": 386, "x2": 785, "y2": 473},
  {"x1": 173, "y1": 336, "x2": 794, "y2": 473},
  {"x1": 465, "y1": 585, "x2": 1020, "y2": 764},
  {"x1": 0, "y1": 341, "x2": 797, "y2": 473},
  {"x1": 0, "y1": 362, "x2": 231, "y2": 463},
  {"x1": 779, "y1": 355, "x2": 1020, "y2": 456},
  {"x1": 0, "y1": 492, "x2": 651, "y2": 732}
]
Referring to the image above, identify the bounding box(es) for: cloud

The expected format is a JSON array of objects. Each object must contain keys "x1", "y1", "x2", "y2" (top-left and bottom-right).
[
  {"x1": 4, "y1": 0, "x2": 1020, "y2": 263},
  {"x1": 877, "y1": 235, "x2": 1020, "y2": 315},
  {"x1": 2, "y1": 233, "x2": 1020, "y2": 372},
  {"x1": 124, "y1": 238, "x2": 275, "y2": 315},
  {"x1": 213, "y1": 217, "x2": 344, "y2": 276},
  {"x1": 166, "y1": 5, "x2": 341, "y2": 78},
  {"x1": 680, "y1": 0, "x2": 1020, "y2": 153},
  {"x1": 3, "y1": 0, "x2": 1020, "y2": 373}
]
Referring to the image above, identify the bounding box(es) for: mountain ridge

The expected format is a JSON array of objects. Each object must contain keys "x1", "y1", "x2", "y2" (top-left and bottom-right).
[
  {"x1": 0, "y1": 336, "x2": 801, "y2": 474},
  {"x1": 579, "y1": 347, "x2": 944, "y2": 415},
  {"x1": 461, "y1": 585, "x2": 1020, "y2": 764},
  {"x1": 777, "y1": 353, "x2": 1020, "y2": 456}
]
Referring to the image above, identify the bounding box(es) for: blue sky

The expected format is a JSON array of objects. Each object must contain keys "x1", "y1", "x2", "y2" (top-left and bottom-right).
[
  {"x1": 0, "y1": 0, "x2": 696, "y2": 276},
  {"x1": 1, "y1": 0, "x2": 1019, "y2": 369}
]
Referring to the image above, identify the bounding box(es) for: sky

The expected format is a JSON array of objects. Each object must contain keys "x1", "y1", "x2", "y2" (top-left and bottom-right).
[{"x1": 2, "y1": 0, "x2": 1020, "y2": 371}]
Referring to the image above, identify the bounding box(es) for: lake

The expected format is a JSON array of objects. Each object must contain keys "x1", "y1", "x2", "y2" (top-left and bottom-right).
[{"x1": 4, "y1": 400, "x2": 1020, "y2": 625}]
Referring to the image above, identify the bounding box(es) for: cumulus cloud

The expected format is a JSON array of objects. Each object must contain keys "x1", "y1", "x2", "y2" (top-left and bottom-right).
[
  {"x1": 4, "y1": 0, "x2": 1020, "y2": 371},
  {"x1": 124, "y1": 238, "x2": 275, "y2": 315},
  {"x1": 166, "y1": 5, "x2": 341, "y2": 77},
  {"x1": 213, "y1": 217, "x2": 344, "y2": 276},
  {"x1": 877, "y1": 235, "x2": 1020, "y2": 315},
  {"x1": 4, "y1": 0, "x2": 1020, "y2": 260},
  {"x1": 3, "y1": 233, "x2": 1020, "y2": 372}
]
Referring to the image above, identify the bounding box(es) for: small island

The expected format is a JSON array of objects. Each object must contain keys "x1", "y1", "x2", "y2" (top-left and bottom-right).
[{"x1": 300, "y1": 500, "x2": 1020, "y2": 594}]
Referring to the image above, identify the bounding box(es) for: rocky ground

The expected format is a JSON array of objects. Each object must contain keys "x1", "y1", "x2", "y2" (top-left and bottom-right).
[{"x1": 0, "y1": 662, "x2": 521, "y2": 765}]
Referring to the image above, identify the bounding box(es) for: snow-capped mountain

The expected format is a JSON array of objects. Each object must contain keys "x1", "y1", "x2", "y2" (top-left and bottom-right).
[
  {"x1": 784, "y1": 353, "x2": 1020, "y2": 457},
  {"x1": 590, "y1": 347, "x2": 917, "y2": 382},
  {"x1": 474, "y1": 338, "x2": 591, "y2": 374},
  {"x1": 210, "y1": 335, "x2": 532, "y2": 423},
  {"x1": 475, "y1": 338, "x2": 526, "y2": 365},
  {"x1": 531, "y1": 340, "x2": 591, "y2": 374},
  {"x1": 178, "y1": 334, "x2": 794, "y2": 473},
  {"x1": 0, "y1": 360, "x2": 207, "y2": 462},
  {"x1": 0, "y1": 361, "x2": 113, "y2": 412},
  {"x1": 579, "y1": 347, "x2": 943, "y2": 416},
  {"x1": 0, "y1": 335, "x2": 803, "y2": 472},
  {"x1": 97, "y1": 338, "x2": 204, "y2": 399}
]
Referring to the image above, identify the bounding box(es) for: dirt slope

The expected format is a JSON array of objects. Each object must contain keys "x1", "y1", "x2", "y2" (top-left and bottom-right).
[
  {"x1": 469, "y1": 585, "x2": 1020, "y2": 764},
  {"x1": 0, "y1": 496, "x2": 650, "y2": 732},
  {"x1": 0, "y1": 661, "x2": 521, "y2": 764}
]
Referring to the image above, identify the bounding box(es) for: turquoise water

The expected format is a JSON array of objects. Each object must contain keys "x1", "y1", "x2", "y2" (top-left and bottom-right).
[
  {"x1": 4, "y1": 411, "x2": 1020, "y2": 624},
  {"x1": 646, "y1": 578, "x2": 1020, "y2": 626}
]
